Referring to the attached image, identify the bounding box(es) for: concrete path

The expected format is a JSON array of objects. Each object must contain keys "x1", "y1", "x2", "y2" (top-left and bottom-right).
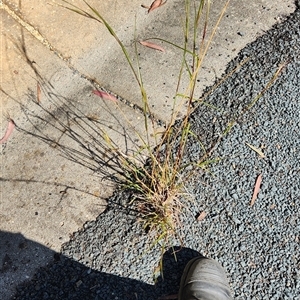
[{"x1": 0, "y1": 0, "x2": 296, "y2": 298}]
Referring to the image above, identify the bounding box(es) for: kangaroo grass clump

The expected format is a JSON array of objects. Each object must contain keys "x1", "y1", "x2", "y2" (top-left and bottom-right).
[
  {"x1": 58, "y1": 0, "x2": 284, "y2": 254},
  {"x1": 57, "y1": 0, "x2": 228, "y2": 247}
]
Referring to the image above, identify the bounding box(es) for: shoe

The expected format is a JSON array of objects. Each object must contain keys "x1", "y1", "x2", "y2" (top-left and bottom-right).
[{"x1": 178, "y1": 256, "x2": 233, "y2": 300}]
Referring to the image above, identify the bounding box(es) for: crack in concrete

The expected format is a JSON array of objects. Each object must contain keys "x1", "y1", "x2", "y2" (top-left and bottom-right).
[
  {"x1": 1, "y1": 1, "x2": 166, "y2": 126},
  {"x1": 1, "y1": 1, "x2": 69, "y2": 61}
]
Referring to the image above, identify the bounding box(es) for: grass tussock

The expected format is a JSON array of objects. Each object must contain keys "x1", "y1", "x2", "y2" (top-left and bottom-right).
[
  {"x1": 56, "y1": 0, "x2": 229, "y2": 248},
  {"x1": 57, "y1": 0, "x2": 284, "y2": 253}
]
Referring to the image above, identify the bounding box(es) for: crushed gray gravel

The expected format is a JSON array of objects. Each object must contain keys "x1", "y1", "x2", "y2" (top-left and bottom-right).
[{"x1": 12, "y1": 3, "x2": 300, "y2": 300}]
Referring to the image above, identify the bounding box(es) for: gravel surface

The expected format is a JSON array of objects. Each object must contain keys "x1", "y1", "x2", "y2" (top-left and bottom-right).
[{"x1": 13, "y1": 3, "x2": 300, "y2": 300}]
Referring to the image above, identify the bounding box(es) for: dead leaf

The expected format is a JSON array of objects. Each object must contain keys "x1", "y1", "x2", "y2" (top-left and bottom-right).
[
  {"x1": 92, "y1": 90, "x2": 117, "y2": 102},
  {"x1": 148, "y1": 0, "x2": 162, "y2": 12},
  {"x1": 139, "y1": 40, "x2": 165, "y2": 52},
  {"x1": 197, "y1": 211, "x2": 207, "y2": 221},
  {"x1": 245, "y1": 142, "x2": 265, "y2": 158},
  {"x1": 0, "y1": 119, "x2": 15, "y2": 144},
  {"x1": 250, "y1": 174, "x2": 262, "y2": 206},
  {"x1": 142, "y1": 0, "x2": 167, "y2": 13},
  {"x1": 37, "y1": 83, "x2": 41, "y2": 103}
]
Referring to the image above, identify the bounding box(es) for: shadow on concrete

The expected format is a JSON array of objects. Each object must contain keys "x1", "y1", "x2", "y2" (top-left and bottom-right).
[
  {"x1": 20, "y1": 88, "x2": 133, "y2": 181},
  {"x1": 1, "y1": 80, "x2": 152, "y2": 210},
  {"x1": 1, "y1": 230, "x2": 201, "y2": 300},
  {"x1": 0, "y1": 176, "x2": 108, "y2": 207},
  {"x1": 2, "y1": 24, "x2": 145, "y2": 183},
  {"x1": 0, "y1": 231, "x2": 55, "y2": 300}
]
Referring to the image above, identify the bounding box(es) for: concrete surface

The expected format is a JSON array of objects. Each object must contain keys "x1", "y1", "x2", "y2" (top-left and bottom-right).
[{"x1": 0, "y1": 0, "x2": 296, "y2": 298}]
